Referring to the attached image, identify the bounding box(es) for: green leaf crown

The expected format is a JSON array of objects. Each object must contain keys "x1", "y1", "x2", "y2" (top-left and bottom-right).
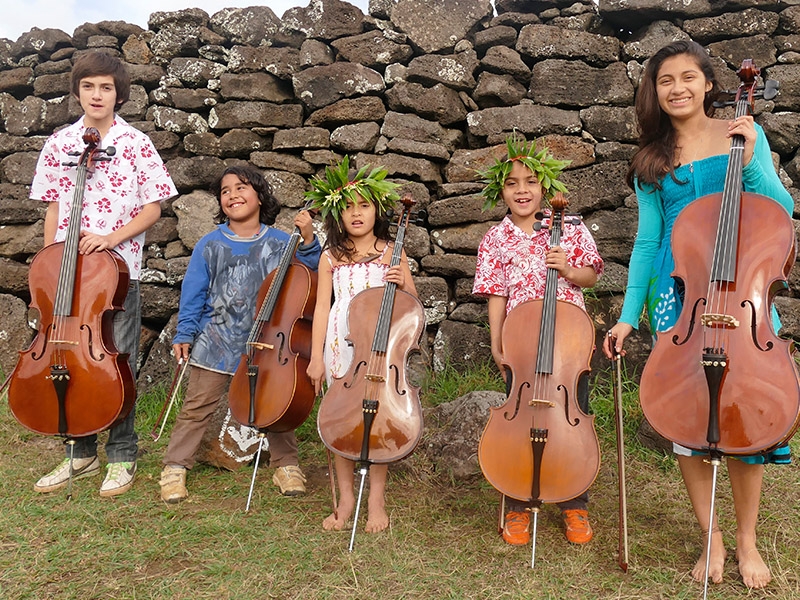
[
  {"x1": 305, "y1": 155, "x2": 400, "y2": 220},
  {"x1": 478, "y1": 135, "x2": 571, "y2": 210}
]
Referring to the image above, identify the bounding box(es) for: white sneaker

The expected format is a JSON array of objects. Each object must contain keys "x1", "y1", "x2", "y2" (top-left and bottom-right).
[
  {"x1": 34, "y1": 456, "x2": 100, "y2": 493},
  {"x1": 99, "y1": 461, "x2": 136, "y2": 497}
]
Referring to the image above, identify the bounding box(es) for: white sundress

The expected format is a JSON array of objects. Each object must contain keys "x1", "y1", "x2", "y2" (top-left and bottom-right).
[{"x1": 323, "y1": 247, "x2": 390, "y2": 383}]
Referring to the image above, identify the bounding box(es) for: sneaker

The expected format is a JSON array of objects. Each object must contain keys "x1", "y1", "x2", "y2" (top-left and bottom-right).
[
  {"x1": 502, "y1": 511, "x2": 531, "y2": 545},
  {"x1": 34, "y1": 456, "x2": 101, "y2": 493},
  {"x1": 272, "y1": 465, "x2": 307, "y2": 496},
  {"x1": 159, "y1": 465, "x2": 188, "y2": 504},
  {"x1": 99, "y1": 461, "x2": 136, "y2": 497},
  {"x1": 563, "y1": 509, "x2": 593, "y2": 544}
]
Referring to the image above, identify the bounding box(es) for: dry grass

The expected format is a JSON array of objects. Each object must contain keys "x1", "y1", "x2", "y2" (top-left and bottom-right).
[{"x1": 0, "y1": 367, "x2": 799, "y2": 600}]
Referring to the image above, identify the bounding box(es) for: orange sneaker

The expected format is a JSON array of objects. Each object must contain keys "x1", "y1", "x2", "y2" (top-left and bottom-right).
[
  {"x1": 563, "y1": 509, "x2": 593, "y2": 544},
  {"x1": 502, "y1": 511, "x2": 531, "y2": 545}
]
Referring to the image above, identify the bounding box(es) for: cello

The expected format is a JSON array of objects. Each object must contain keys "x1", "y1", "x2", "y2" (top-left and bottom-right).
[
  {"x1": 228, "y1": 213, "x2": 317, "y2": 434},
  {"x1": 478, "y1": 192, "x2": 600, "y2": 567},
  {"x1": 637, "y1": 60, "x2": 800, "y2": 598},
  {"x1": 8, "y1": 128, "x2": 135, "y2": 440},
  {"x1": 227, "y1": 211, "x2": 317, "y2": 511},
  {"x1": 638, "y1": 62, "x2": 800, "y2": 456},
  {"x1": 317, "y1": 195, "x2": 425, "y2": 549}
]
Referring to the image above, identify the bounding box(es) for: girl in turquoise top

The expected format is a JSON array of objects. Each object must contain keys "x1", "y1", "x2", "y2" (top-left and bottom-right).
[{"x1": 603, "y1": 41, "x2": 794, "y2": 590}]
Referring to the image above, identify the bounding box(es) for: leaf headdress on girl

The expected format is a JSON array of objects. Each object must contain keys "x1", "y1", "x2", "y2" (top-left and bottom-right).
[
  {"x1": 305, "y1": 155, "x2": 400, "y2": 221},
  {"x1": 478, "y1": 135, "x2": 571, "y2": 211}
]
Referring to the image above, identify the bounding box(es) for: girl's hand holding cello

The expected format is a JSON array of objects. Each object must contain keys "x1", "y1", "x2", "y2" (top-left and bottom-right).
[
  {"x1": 728, "y1": 115, "x2": 756, "y2": 166},
  {"x1": 383, "y1": 264, "x2": 407, "y2": 289}
]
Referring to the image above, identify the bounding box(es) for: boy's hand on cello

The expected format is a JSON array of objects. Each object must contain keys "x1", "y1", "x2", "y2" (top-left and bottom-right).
[{"x1": 294, "y1": 209, "x2": 315, "y2": 246}]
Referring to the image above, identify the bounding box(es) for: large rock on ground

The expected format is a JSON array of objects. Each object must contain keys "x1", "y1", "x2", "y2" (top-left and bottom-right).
[{"x1": 420, "y1": 390, "x2": 504, "y2": 479}]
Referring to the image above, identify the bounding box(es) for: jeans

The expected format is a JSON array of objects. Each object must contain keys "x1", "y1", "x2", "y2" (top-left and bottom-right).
[{"x1": 70, "y1": 280, "x2": 140, "y2": 462}]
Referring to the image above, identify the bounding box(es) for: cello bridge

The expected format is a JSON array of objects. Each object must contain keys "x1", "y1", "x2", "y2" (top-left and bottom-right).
[
  {"x1": 700, "y1": 313, "x2": 739, "y2": 328},
  {"x1": 248, "y1": 342, "x2": 274, "y2": 351},
  {"x1": 50, "y1": 339, "x2": 80, "y2": 346},
  {"x1": 365, "y1": 374, "x2": 385, "y2": 383},
  {"x1": 528, "y1": 399, "x2": 555, "y2": 408}
]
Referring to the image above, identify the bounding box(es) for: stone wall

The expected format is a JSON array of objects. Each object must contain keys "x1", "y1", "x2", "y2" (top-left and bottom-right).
[{"x1": 1, "y1": 0, "x2": 800, "y2": 393}]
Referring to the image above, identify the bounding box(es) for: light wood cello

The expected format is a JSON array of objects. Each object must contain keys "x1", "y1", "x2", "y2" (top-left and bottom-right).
[
  {"x1": 478, "y1": 193, "x2": 600, "y2": 567},
  {"x1": 316, "y1": 195, "x2": 425, "y2": 550}
]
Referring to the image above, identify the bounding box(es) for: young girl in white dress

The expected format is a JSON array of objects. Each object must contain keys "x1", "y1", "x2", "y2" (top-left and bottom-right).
[{"x1": 306, "y1": 157, "x2": 418, "y2": 533}]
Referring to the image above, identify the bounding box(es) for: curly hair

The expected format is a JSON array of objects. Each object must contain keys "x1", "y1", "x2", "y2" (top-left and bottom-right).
[
  {"x1": 211, "y1": 165, "x2": 280, "y2": 225},
  {"x1": 627, "y1": 40, "x2": 720, "y2": 189}
]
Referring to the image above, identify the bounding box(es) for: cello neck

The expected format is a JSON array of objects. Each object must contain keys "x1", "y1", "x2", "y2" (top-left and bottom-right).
[
  {"x1": 712, "y1": 59, "x2": 759, "y2": 284},
  {"x1": 535, "y1": 206, "x2": 565, "y2": 375},
  {"x1": 372, "y1": 197, "x2": 414, "y2": 353},
  {"x1": 247, "y1": 227, "x2": 303, "y2": 346},
  {"x1": 54, "y1": 128, "x2": 102, "y2": 318}
]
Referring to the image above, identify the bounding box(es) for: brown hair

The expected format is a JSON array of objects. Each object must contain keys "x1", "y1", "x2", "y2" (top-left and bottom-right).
[
  {"x1": 627, "y1": 40, "x2": 720, "y2": 189},
  {"x1": 70, "y1": 52, "x2": 131, "y2": 110}
]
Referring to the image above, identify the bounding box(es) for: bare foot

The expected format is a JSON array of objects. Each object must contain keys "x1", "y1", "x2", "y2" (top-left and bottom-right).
[
  {"x1": 323, "y1": 496, "x2": 354, "y2": 531},
  {"x1": 736, "y1": 546, "x2": 771, "y2": 589},
  {"x1": 365, "y1": 496, "x2": 389, "y2": 533},
  {"x1": 690, "y1": 529, "x2": 726, "y2": 585}
]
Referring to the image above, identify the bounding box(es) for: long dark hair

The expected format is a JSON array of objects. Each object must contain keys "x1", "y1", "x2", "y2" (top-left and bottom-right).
[
  {"x1": 323, "y1": 195, "x2": 393, "y2": 263},
  {"x1": 627, "y1": 40, "x2": 720, "y2": 189},
  {"x1": 211, "y1": 165, "x2": 280, "y2": 225}
]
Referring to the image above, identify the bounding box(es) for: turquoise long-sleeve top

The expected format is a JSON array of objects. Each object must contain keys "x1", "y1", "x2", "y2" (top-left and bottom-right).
[{"x1": 620, "y1": 124, "x2": 795, "y2": 330}]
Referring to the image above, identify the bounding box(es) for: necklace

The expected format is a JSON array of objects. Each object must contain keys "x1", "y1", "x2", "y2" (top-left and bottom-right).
[{"x1": 680, "y1": 118, "x2": 711, "y2": 173}]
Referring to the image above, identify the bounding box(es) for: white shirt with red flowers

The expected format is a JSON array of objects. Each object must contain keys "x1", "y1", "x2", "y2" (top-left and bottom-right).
[
  {"x1": 30, "y1": 116, "x2": 177, "y2": 279},
  {"x1": 473, "y1": 214, "x2": 604, "y2": 313}
]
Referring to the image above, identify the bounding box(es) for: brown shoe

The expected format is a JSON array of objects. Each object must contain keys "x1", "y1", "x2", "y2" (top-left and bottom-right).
[
  {"x1": 160, "y1": 465, "x2": 188, "y2": 504},
  {"x1": 563, "y1": 509, "x2": 593, "y2": 544},
  {"x1": 272, "y1": 465, "x2": 306, "y2": 496}
]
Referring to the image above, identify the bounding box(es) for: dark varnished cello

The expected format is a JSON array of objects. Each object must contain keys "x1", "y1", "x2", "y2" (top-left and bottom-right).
[
  {"x1": 228, "y1": 214, "x2": 317, "y2": 434},
  {"x1": 638, "y1": 61, "x2": 800, "y2": 458},
  {"x1": 8, "y1": 128, "x2": 135, "y2": 438},
  {"x1": 478, "y1": 193, "x2": 600, "y2": 565}
]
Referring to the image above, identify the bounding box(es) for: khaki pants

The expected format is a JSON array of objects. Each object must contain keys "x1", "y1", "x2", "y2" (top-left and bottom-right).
[{"x1": 163, "y1": 366, "x2": 299, "y2": 469}]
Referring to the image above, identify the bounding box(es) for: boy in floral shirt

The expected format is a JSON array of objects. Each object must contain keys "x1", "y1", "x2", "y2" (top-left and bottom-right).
[
  {"x1": 29, "y1": 51, "x2": 177, "y2": 497},
  {"x1": 473, "y1": 135, "x2": 603, "y2": 547}
]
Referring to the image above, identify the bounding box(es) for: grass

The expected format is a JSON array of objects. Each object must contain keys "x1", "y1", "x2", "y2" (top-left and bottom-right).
[{"x1": 0, "y1": 363, "x2": 799, "y2": 599}]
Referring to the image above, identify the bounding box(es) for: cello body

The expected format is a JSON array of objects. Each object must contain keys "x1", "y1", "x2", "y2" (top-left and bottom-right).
[
  {"x1": 317, "y1": 196, "x2": 425, "y2": 465},
  {"x1": 228, "y1": 252, "x2": 317, "y2": 433},
  {"x1": 478, "y1": 195, "x2": 600, "y2": 505},
  {"x1": 8, "y1": 127, "x2": 135, "y2": 438},
  {"x1": 316, "y1": 287, "x2": 424, "y2": 463},
  {"x1": 478, "y1": 298, "x2": 600, "y2": 503},
  {"x1": 639, "y1": 191, "x2": 800, "y2": 455}
]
